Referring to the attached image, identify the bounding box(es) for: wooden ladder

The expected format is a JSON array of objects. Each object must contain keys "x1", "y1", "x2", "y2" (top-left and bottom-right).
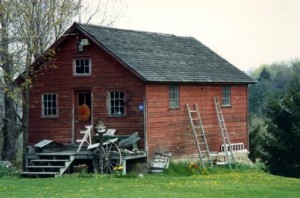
[
  {"x1": 186, "y1": 104, "x2": 213, "y2": 168},
  {"x1": 213, "y1": 96, "x2": 236, "y2": 167}
]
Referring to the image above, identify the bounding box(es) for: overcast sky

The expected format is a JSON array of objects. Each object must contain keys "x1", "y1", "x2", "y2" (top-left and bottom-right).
[{"x1": 91, "y1": 0, "x2": 300, "y2": 71}]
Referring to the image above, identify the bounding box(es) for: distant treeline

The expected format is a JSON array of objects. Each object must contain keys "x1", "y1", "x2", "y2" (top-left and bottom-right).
[{"x1": 249, "y1": 59, "x2": 300, "y2": 117}]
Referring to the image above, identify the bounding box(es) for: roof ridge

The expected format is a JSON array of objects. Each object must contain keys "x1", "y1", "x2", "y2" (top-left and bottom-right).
[{"x1": 78, "y1": 23, "x2": 194, "y2": 39}]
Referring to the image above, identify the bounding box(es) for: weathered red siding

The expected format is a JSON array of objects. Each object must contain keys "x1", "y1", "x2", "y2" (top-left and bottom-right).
[
  {"x1": 145, "y1": 84, "x2": 248, "y2": 159},
  {"x1": 29, "y1": 32, "x2": 145, "y2": 145}
]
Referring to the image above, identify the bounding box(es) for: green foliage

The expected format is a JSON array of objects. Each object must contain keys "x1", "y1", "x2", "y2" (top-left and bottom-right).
[
  {"x1": 0, "y1": 164, "x2": 20, "y2": 178},
  {"x1": 163, "y1": 162, "x2": 210, "y2": 176},
  {"x1": 261, "y1": 85, "x2": 300, "y2": 178},
  {"x1": 249, "y1": 60, "x2": 300, "y2": 165},
  {"x1": 0, "y1": 165, "x2": 9, "y2": 178},
  {"x1": 164, "y1": 162, "x2": 194, "y2": 176},
  {"x1": 249, "y1": 59, "x2": 300, "y2": 116},
  {"x1": 249, "y1": 117, "x2": 267, "y2": 162},
  {"x1": 163, "y1": 162, "x2": 263, "y2": 177}
]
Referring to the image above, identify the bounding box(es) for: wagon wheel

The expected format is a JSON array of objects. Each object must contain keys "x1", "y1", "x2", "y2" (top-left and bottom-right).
[
  {"x1": 93, "y1": 141, "x2": 122, "y2": 174},
  {"x1": 102, "y1": 141, "x2": 122, "y2": 174}
]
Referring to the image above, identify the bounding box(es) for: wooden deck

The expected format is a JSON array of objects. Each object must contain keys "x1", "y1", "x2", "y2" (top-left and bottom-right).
[{"x1": 23, "y1": 145, "x2": 146, "y2": 177}]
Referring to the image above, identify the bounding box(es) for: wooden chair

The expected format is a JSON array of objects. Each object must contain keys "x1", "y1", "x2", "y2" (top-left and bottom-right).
[
  {"x1": 76, "y1": 125, "x2": 92, "y2": 152},
  {"x1": 148, "y1": 152, "x2": 172, "y2": 173}
]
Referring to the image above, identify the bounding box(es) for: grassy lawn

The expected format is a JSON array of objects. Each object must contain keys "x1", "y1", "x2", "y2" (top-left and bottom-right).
[{"x1": 0, "y1": 168, "x2": 299, "y2": 198}]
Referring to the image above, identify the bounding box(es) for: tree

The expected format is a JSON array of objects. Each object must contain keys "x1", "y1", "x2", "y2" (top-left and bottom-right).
[
  {"x1": 249, "y1": 67, "x2": 272, "y2": 116},
  {"x1": 0, "y1": 0, "x2": 21, "y2": 162},
  {"x1": 257, "y1": 67, "x2": 271, "y2": 82},
  {"x1": 248, "y1": 116, "x2": 266, "y2": 162},
  {"x1": 261, "y1": 84, "x2": 300, "y2": 178}
]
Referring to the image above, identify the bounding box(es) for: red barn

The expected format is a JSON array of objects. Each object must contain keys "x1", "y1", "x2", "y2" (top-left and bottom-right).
[{"x1": 22, "y1": 23, "x2": 255, "y2": 175}]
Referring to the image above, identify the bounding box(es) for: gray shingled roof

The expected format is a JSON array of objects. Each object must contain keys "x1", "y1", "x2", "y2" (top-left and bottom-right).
[{"x1": 76, "y1": 23, "x2": 255, "y2": 84}]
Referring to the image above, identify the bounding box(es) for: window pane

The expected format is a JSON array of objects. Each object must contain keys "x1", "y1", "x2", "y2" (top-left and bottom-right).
[
  {"x1": 52, "y1": 101, "x2": 56, "y2": 108},
  {"x1": 42, "y1": 93, "x2": 57, "y2": 117},
  {"x1": 76, "y1": 66, "x2": 81, "y2": 73},
  {"x1": 74, "y1": 58, "x2": 91, "y2": 75},
  {"x1": 109, "y1": 91, "x2": 125, "y2": 116},
  {"x1": 169, "y1": 85, "x2": 179, "y2": 109},
  {"x1": 222, "y1": 86, "x2": 231, "y2": 106},
  {"x1": 85, "y1": 59, "x2": 89, "y2": 66},
  {"x1": 85, "y1": 66, "x2": 89, "y2": 73}
]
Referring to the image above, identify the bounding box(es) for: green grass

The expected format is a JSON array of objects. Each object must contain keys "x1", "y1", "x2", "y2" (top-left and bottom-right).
[
  {"x1": 1, "y1": 172, "x2": 299, "y2": 198},
  {"x1": 0, "y1": 166, "x2": 299, "y2": 197}
]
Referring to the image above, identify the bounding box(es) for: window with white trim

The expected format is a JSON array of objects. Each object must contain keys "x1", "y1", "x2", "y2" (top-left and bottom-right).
[
  {"x1": 73, "y1": 58, "x2": 91, "y2": 76},
  {"x1": 169, "y1": 85, "x2": 179, "y2": 109},
  {"x1": 108, "y1": 91, "x2": 125, "y2": 117},
  {"x1": 222, "y1": 86, "x2": 231, "y2": 106},
  {"x1": 42, "y1": 93, "x2": 58, "y2": 118}
]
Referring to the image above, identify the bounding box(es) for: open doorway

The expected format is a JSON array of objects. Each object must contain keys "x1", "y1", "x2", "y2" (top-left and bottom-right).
[{"x1": 74, "y1": 91, "x2": 92, "y2": 143}]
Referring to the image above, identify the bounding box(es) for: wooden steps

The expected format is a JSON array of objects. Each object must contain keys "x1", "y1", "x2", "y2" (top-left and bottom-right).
[{"x1": 21, "y1": 153, "x2": 75, "y2": 178}]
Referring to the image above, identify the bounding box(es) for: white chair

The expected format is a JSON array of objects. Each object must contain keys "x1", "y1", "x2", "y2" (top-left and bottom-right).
[{"x1": 76, "y1": 125, "x2": 92, "y2": 152}]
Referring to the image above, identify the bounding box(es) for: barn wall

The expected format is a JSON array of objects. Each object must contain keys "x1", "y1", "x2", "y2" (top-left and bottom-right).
[
  {"x1": 28, "y1": 32, "x2": 145, "y2": 145},
  {"x1": 145, "y1": 84, "x2": 248, "y2": 160}
]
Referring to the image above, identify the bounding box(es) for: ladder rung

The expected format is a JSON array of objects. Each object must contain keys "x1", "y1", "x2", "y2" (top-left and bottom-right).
[{"x1": 189, "y1": 110, "x2": 197, "y2": 113}]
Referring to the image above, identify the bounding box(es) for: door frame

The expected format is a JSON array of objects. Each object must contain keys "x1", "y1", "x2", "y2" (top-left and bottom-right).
[{"x1": 72, "y1": 90, "x2": 93, "y2": 144}]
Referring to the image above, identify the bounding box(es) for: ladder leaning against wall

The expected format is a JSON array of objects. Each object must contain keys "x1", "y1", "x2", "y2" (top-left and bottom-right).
[
  {"x1": 186, "y1": 104, "x2": 213, "y2": 168},
  {"x1": 213, "y1": 96, "x2": 236, "y2": 168}
]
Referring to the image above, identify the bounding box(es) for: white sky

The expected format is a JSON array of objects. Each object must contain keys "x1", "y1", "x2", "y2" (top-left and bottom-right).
[{"x1": 91, "y1": 0, "x2": 300, "y2": 71}]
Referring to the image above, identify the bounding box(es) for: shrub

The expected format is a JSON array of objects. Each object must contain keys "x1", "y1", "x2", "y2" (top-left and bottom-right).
[{"x1": 0, "y1": 164, "x2": 20, "y2": 178}]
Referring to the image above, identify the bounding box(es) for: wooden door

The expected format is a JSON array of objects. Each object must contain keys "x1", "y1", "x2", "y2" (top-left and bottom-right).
[{"x1": 74, "y1": 91, "x2": 92, "y2": 143}]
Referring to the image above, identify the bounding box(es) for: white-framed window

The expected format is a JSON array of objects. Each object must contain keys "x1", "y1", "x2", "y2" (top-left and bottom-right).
[
  {"x1": 107, "y1": 91, "x2": 125, "y2": 117},
  {"x1": 42, "y1": 93, "x2": 58, "y2": 118},
  {"x1": 169, "y1": 85, "x2": 179, "y2": 109},
  {"x1": 73, "y1": 58, "x2": 91, "y2": 76},
  {"x1": 222, "y1": 86, "x2": 231, "y2": 106}
]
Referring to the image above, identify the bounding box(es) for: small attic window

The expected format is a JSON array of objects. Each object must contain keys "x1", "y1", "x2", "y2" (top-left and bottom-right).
[{"x1": 73, "y1": 58, "x2": 91, "y2": 76}]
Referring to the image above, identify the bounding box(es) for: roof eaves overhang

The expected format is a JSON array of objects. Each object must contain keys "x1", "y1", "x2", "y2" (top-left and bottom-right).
[{"x1": 145, "y1": 80, "x2": 257, "y2": 85}]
